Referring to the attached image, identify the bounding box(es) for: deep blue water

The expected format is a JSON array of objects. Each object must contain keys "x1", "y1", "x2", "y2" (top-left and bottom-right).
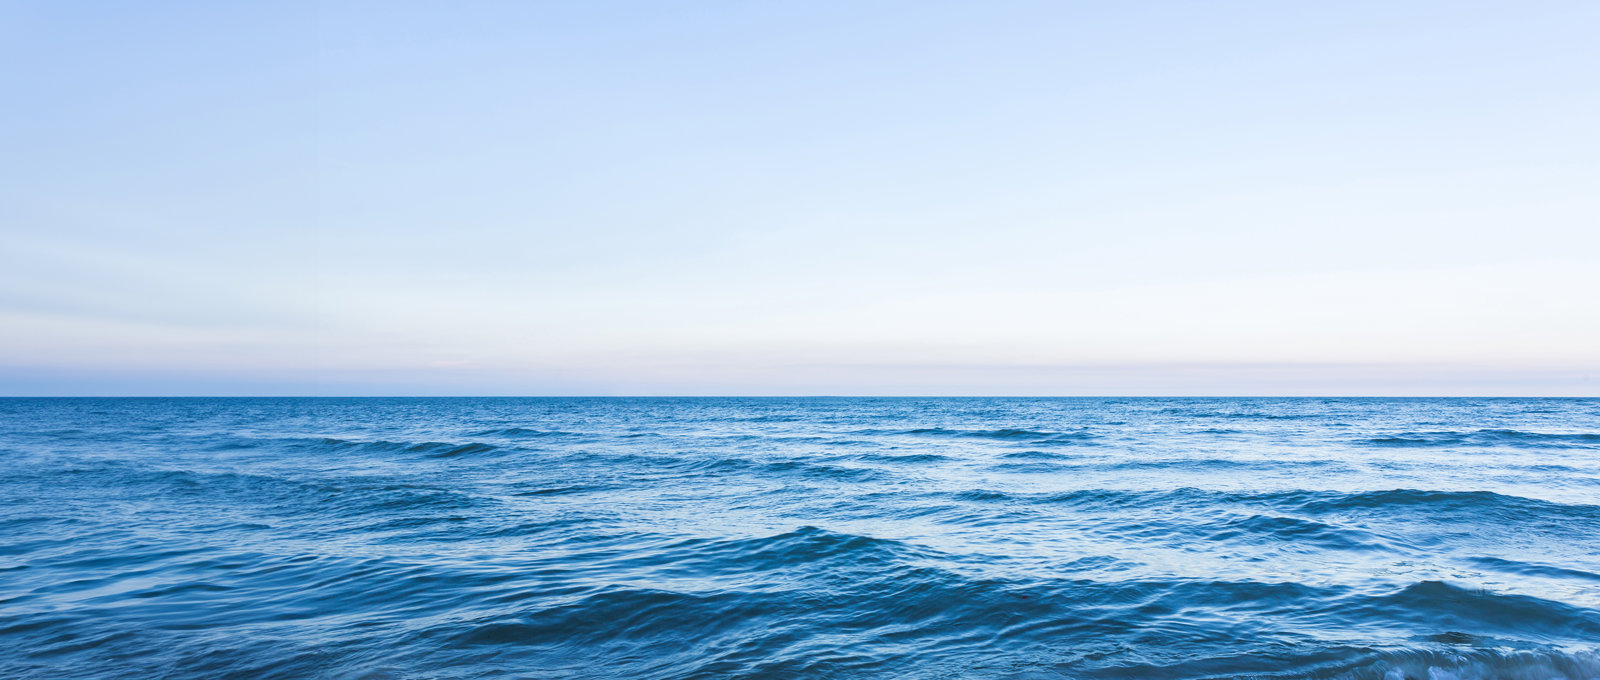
[{"x1": 3, "y1": 398, "x2": 1599, "y2": 679}]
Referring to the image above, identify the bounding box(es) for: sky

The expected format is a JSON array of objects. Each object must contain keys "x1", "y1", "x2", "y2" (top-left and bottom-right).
[{"x1": 1, "y1": 1, "x2": 1597, "y2": 396}]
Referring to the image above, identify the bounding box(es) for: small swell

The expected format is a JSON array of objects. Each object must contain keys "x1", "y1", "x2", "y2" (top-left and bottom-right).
[
  {"x1": 410, "y1": 442, "x2": 499, "y2": 458},
  {"x1": 1353, "y1": 580, "x2": 1600, "y2": 638},
  {"x1": 1464, "y1": 556, "x2": 1600, "y2": 582},
  {"x1": 1291, "y1": 488, "x2": 1600, "y2": 519},
  {"x1": 1366, "y1": 429, "x2": 1600, "y2": 448},
  {"x1": 1158, "y1": 408, "x2": 1314, "y2": 420},
  {"x1": 864, "y1": 427, "x2": 1097, "y2": 444},
  {"x1": 303, "y1": 437, "x2": 408, "y2": 453},
  {"x1": 469, "y1": 427, "x2": 579, "y2": 439},
  {"x1": 511, "y1": 484, "x2": 606, "y2": 497},
  {"x1": 1097, "y1": 458, "x2": 1342, "y2": 472},
  {"x1": 1000, "y1": 450, "x2": 1074, "y2": 460},
  {"x1": 951, "y1": 489, "x2": 1012, "y2": 502},
  {"x1": 719, "y1": 525, "x2": 929, "y2": 567},
  {"x1": 1205, "y1": 514, "x2": 1385, "y2": 551},
  {"x1": 683, "y1": 457, "x2": 882, "y2": 482},
  {"x1": 853, "y1": 452, "x2": 950, "y2": 464},
  {"x1": 295, "y1": 437, "x2": 502, "y2": 458},
  {"x1": 1349, "y1": 648, "x2": 1600, "y2": 680},
  {"x1": 760, "y1": 460, "x2": 881, "y2": 482},
  {"x1": 545, "y1": 526, "x2": 935, "y2": 580},
  {"x1": 933, "y1": 487, "x2": 1600, "y2": 524}
]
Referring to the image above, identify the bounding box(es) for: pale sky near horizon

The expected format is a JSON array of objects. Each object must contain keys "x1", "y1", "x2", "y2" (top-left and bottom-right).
[{"x1": 2, "y1": 1, "x2": 1598, "y2": 396}]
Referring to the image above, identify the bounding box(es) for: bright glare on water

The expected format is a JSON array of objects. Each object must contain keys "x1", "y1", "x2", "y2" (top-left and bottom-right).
[{"x1": 2, "y1": 397, "x2": 1598, "y2": 679}]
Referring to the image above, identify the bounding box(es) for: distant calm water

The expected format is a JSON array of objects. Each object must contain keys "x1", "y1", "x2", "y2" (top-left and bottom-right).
[{"x1": 2, "y1": 398, "x2": 1598, "y2": 679}]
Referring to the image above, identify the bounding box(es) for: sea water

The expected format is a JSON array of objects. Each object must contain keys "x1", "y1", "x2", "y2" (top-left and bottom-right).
[{"x1": 2, "y1": 397, "x2": 1597, "y2": 679}]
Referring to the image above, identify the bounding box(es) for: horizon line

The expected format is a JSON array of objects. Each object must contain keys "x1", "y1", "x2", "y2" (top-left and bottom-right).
[{"x1": 3, "y1": 395, "x2": 1596, "y2": 399}]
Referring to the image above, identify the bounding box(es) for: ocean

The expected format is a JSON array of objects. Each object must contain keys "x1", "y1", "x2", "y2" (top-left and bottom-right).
[{"x1": 2, "y1": 397, "x2": 1597, "y2": 679}]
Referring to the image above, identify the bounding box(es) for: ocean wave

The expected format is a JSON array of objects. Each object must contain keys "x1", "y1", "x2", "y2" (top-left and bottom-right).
[
  {"x1": 469, "y1": 427, "x2": 582, "y2": 438},
  {"x1": 45, "y1": 466, "x2": 494, "y2": 535},
  {"x1": 1205, "y1": 513, "x2": 1387, "y2": 551},
  {"x1": 680, "y1": 456, "x2": 883, "y2": 482},
  {"x1": 985, "y1": 457, "x2": 1349, "y2": 476},
  {"x1": 852, "y1": 452, "x2": 951, "y2": 464},
  {"x1": 1290, "y1": 489, "x2": 1600, "y2": 520},
  {"x1": 1352, "y1": 648, "x2": 1600, "y2": 680},
  {"x1": 509, "y1": 483, "x2": 611, "y2": 497},
  {"x1": 999, "y1": 450, "x2": 1076, "y2": 460},
  {"x1": 1096, "y1": 457, "x2": 1346, "y2": 472},
  {"x1": 1156, "y1": 407, "x2": 1317, "y2": 420},
  {"x1": 937, "y1": 487, "x2": 1600, "y2": 523},
  {"x1": 413, "y1": 441, "x2": 500, "y2": 458},
  {"x1": 247, "y1": 436, "x2": 514, "y2": 459},
  {"x1": 1096, "y1": 646, "x2": 1600, "y2": 680},
  {"x1": 858, "y1": 427, "x2": 1099, "y2": 444},
  {"x1": 1464, "y1": 556, "x2": 1600, "y2": 582},
  {"x1": 668, "y1": 526, "x2": 934, "y2": 570},
  {"x1": 1350, "y1": 580, "x2": 1600, "y2": 639},
  {"x1": 1366, "y1": 429, "x2": 1600, "y2": 448}
]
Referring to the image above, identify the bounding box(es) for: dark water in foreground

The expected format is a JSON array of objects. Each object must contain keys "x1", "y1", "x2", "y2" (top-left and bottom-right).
[{"x1": 2, "y1": 398, "x2": 1599, "y2": 679}]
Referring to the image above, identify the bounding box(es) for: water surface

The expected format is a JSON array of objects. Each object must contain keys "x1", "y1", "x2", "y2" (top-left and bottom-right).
[{"x1": 2, "y1": 397, "x2": 1598, "y2": 679}]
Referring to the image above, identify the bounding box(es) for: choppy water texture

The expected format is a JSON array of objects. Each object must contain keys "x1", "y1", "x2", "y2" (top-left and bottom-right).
[{"x1": 3, "y1": 398, "x2": 1599, "y2": 679}]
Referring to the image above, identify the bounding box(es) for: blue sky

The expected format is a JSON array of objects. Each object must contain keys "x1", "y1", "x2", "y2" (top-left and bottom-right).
[{"x1": 2, "y1": 1, "x2": 1597, "y2": 395}]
